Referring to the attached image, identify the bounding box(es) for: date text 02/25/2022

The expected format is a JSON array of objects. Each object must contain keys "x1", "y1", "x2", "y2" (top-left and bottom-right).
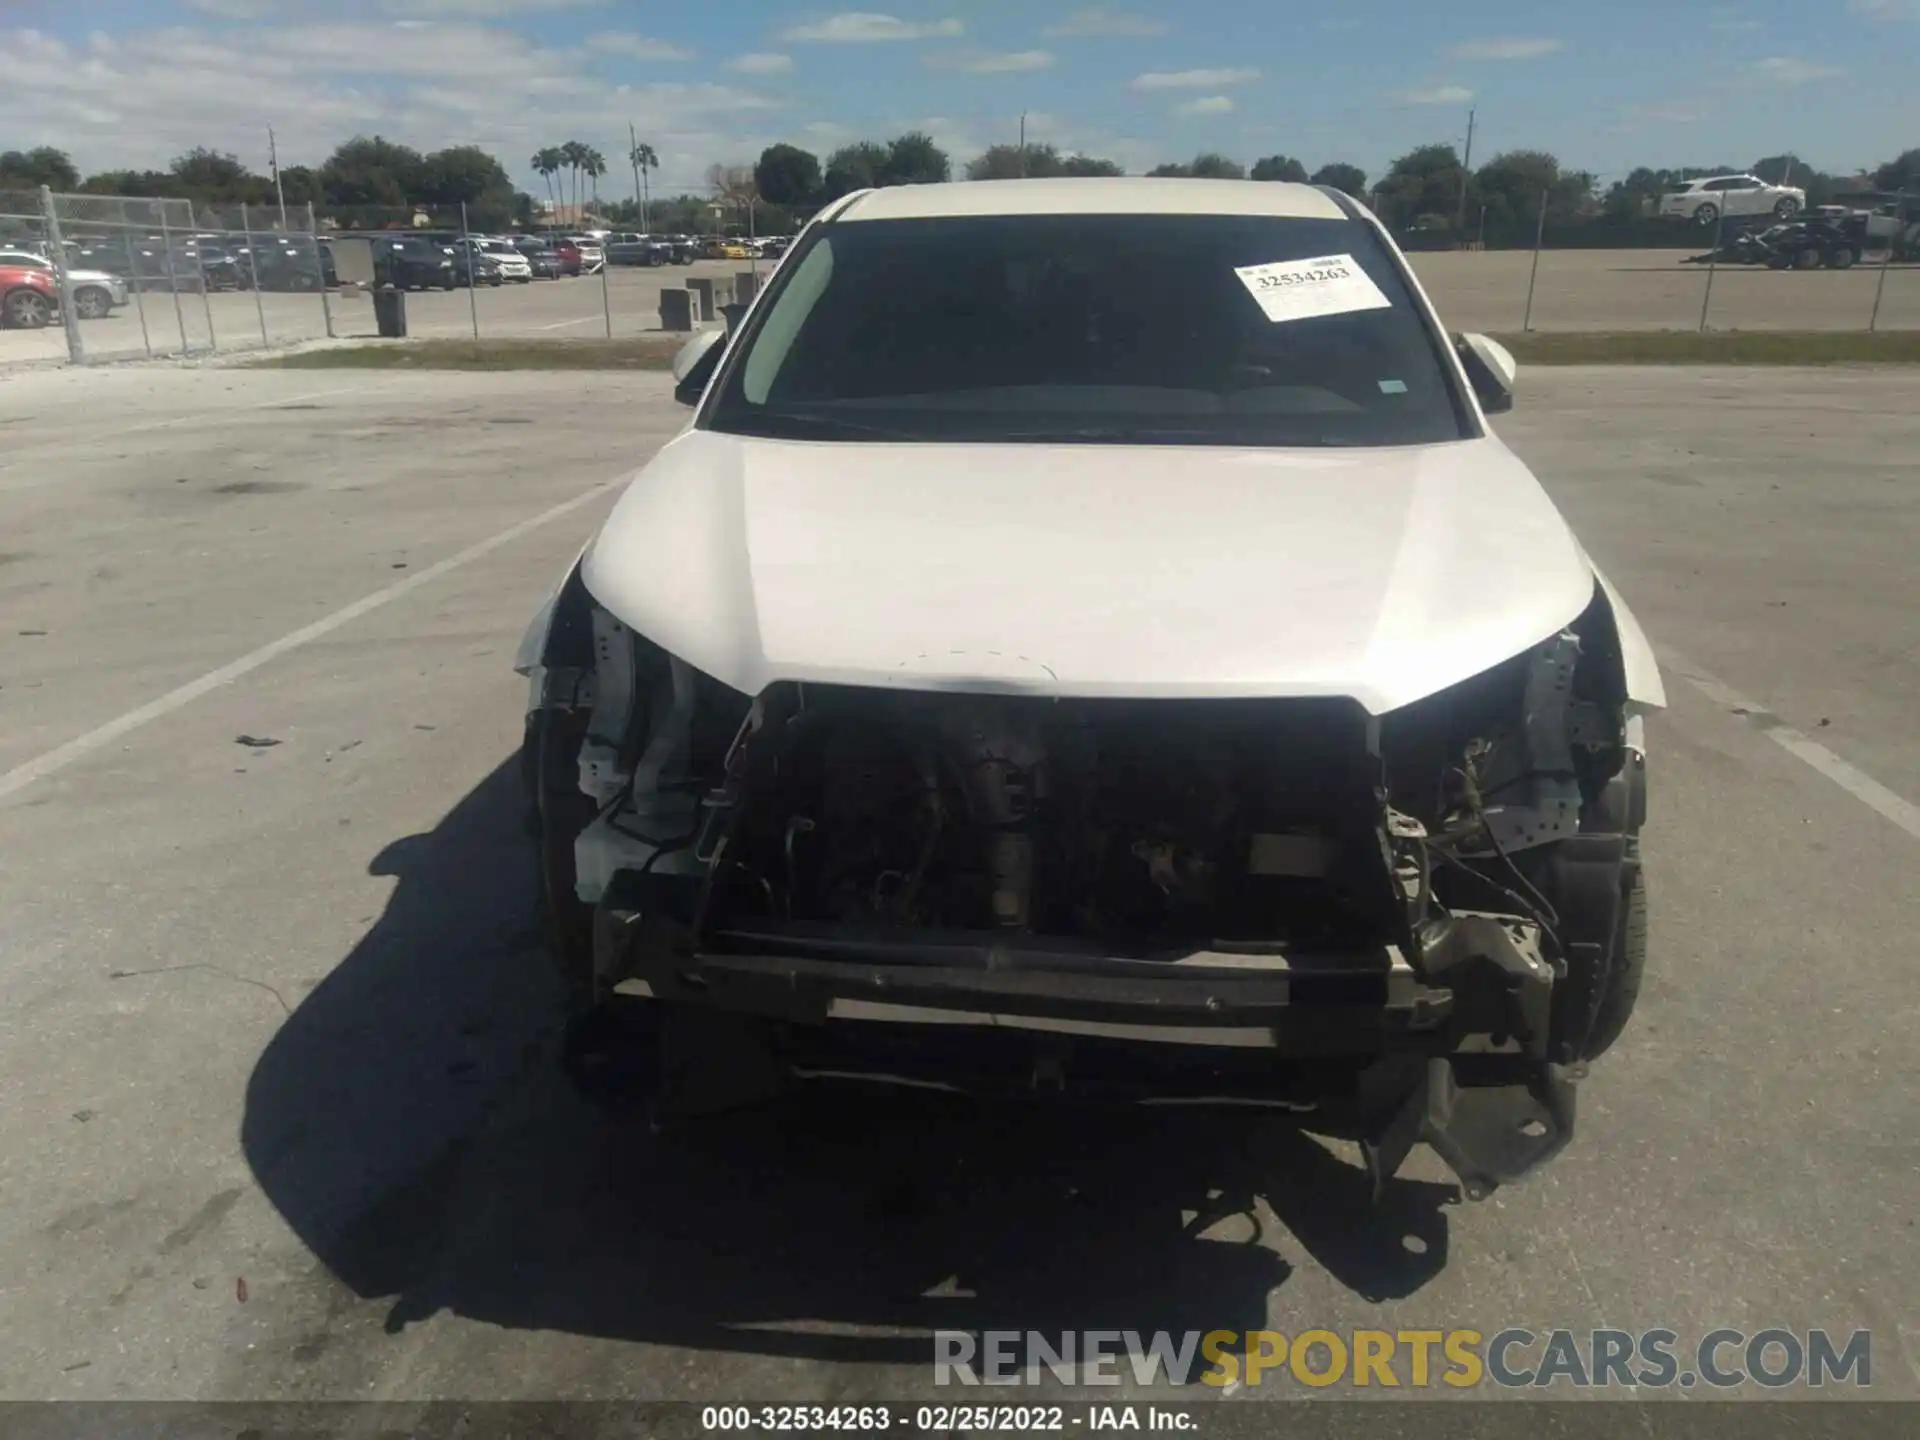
[{"x1": 700, "y1": 1405, "x2": 1192, "y2": 1431}]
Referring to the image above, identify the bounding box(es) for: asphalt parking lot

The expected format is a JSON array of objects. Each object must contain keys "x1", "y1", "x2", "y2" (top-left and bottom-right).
[
  {"x1": 5, "y1": 249, "x2": 1917, "y2": 368},
  {"x1": 0, "y1": 364, "x2": 1916, "y2": 1409}
]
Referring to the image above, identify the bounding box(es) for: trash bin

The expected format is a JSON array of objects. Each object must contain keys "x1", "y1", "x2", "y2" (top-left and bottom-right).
[{"x1": 373, "y1": 285, "x2": 408, "y2": 339}]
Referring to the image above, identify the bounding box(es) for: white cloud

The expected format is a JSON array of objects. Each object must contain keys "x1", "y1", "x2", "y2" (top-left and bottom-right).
[
  {"x1": 1043, "y1": 8, "x2": 1169, "y2": 37},
  {"x1": 0, "y1": 23, "x2": 781, "y2": 194},
  {"x1": 1847, "y1": 0, "x2": 1920, "y2": 16},
  {"x1": 1175, "y1": 95, "x2": 1233, "y2": 116},
  {"x1": 1444, "y1": 37, "x2": 1563, "y2": 60},
  {"x1": 1397, "y1": 83, "x2": 1474, "y2": 104},
  {"x1": 726, "y1": 51, "x2": 794, "y2": 73},
  {"x1": 1754, "y1": 56, "x2": 1843, "y2": 83},
  {"x1": 923, "y1": 48, "x2": 1054, "y2": 72},
  {"x1": 589, "y1": 30, "x2": 696, "y2": 61},
  {"x1": 1129, "y1": 66, "x2": 1258, "y2": 90},
  {"x1": 782, "y1": 12, "x2": 963, "y2": 42}
]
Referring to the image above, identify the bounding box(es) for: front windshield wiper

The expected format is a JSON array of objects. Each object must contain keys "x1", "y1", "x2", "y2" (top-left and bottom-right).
[{"x1": 724, "y1": 411, "x2": 917, "y2": 441}]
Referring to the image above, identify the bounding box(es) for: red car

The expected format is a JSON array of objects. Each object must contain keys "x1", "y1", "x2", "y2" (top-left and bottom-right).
[
  {"x1": 1, "y1": 264, "x2": 56, "y2": 329},
  {"x1": 546, "y1": 237, "x2": 583, "y2": 276}
]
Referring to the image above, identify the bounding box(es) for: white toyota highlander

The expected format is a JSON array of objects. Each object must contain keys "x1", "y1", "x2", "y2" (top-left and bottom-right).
[{"x1": 515, "y1": 178, "x2": 1666, "y2": 1198}]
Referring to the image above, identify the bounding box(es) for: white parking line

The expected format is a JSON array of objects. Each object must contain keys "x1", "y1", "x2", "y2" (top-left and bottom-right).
[
  {"x1": 533, "y1": 316, "x2": 602, "y2": 332},
  {"x1": 1663, "y1": 652, "x2": 1920, "y2": 842},
  {"x1": 0, "y1": 477, "x2": 622, "y2": 804}
]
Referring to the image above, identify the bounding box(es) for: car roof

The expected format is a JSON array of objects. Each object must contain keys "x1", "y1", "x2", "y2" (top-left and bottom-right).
[{"x1": 834, "y1": 177, "x2": 1347, "y2": 223}]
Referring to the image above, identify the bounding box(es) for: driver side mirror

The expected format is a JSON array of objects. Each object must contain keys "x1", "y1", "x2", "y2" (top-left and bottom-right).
[
  {"x1": 1454, "y1": 332, "x2": 1517, "y2": 414},
  {"x1": 672, "y1": 327, "x2": 726, "y2": 407}
]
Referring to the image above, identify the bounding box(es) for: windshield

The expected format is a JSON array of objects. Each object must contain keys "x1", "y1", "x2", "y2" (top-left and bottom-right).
[{"x1": 703, "y1": 213, "x2": 1470, "y2": 447}]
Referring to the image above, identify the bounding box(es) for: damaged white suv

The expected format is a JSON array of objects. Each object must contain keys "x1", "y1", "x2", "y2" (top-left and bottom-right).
[{"x1": 515, "y1": 178, "x2": 1664, "y2": 1198}]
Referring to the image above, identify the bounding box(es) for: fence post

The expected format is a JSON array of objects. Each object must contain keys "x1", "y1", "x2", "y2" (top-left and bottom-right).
[
  {"x1": 309, "y1": 203, "x2": 335, "y2": 339},
  {"x1": 39, "y1": 186, "x2": 85, "y2": 364},
  {"x1": 600, "y1": 242, "x2": 613, "y2": 338},
  {"x1": 1698, "y1": 206, "x2": 1726, "y2": 333},
  {"x1": 1867, "y1": 222, "x2": 1894, "y2": 333},
  {"x1": 1521, "y1": 187, "x2": 1548, "y2": 332},
  {"x1": 462, "y1": 202, "x2": 481, "y2": 343},
  {"x1": 196, "y1": 212, "x2": 219, "y2": 352},
  {"x1": 121, "y1": 225, "x2": 154, "y2": 359},
  {"x1": 159, "y1": 206, "x2": 192, "y2": 355},
  {"x1": 243, "y1": 202, "x2": 270, "y2": 348}
]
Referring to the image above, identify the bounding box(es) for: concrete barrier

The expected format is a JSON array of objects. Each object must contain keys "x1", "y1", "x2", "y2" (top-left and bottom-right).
[{"x1": 659, "y1": 287, "x2": 696, "y2": 332}]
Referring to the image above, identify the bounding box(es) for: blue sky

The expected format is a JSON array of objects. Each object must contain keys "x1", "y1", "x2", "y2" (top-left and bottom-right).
[{"x1": 3, "y1": 0, "x2": 1915, "y2": 197}]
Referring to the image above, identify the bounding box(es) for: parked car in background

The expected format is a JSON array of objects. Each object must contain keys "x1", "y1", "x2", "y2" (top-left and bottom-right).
[
  {"x1": 471, "y1": 237, "x2": 533, "y2": 283},
  {"x1": 0, "y1": 248, "x2": 127, "y2": 318},
  {"x1": 1, "y1": 264, "x2": 56, "y2": 328},
  {"x1": 604, "y1": 234, "x2": 669, "y2": 266},
  {"x1": 544, "y1": 235, "x2": 585, "y2": 276},
  {"x1": 237, "y1": 235, "x2": 337, "y2": 291},
  {"x1": 360, "y1": 234, "x2": 458, "y2": 290},
  {"x1": 1659, "y1": 174, "x2": 1805, "y2": 225},
  {"x1": 509, "y1": 235, "x2": 564, "y2": 279},
  {"x1": 563, "y1": 235, "x2": 606, "y2": 274}
]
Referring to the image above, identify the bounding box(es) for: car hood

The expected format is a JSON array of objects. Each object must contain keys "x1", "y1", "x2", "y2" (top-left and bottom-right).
[{"x1": 580, "y1": 430, "x2": 1599, "y2": 714}]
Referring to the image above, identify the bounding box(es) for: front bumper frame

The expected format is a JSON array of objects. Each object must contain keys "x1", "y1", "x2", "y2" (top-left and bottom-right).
[{"x1": 591, "y1": 894, "x2": 1577, "y2": 1197}]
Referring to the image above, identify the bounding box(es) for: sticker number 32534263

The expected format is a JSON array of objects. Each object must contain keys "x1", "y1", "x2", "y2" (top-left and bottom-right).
[{"x1": 1232, "y1": 254, "x2": 1393, "y2": 324}]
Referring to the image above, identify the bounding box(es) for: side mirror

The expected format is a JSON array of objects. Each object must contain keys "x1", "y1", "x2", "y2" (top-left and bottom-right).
[
  {"x1": 671, "y1": 327, "x2": 725, "y2": 407},
  {"x1": 1455, "y1": 331, "x2": 1517, "y2": 414}
]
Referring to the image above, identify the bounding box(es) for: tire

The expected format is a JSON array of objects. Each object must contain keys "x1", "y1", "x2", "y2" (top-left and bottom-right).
[
  {"x1": 1828, "y1": 247, "x2": 1856, "y2": 270},
  {"x1": 1773, "y1": 197, "x2": 1800, "y2": 219},
  {"x1": 526, "y1": 706, "x2": 597, "y2": 1010},
  {"x1": 1792, "y1": 247, "x2": 1821, "y2": 270},
  {"x1": 1540, "y1": 760, "x2": 1648, "y2": 1062},
  {"x1": 73, "y1": 286, "x2": 113, "y2": 320},
  {"x1": 2, "y1": 286, "x2": 53, "y2": 329},
  {"x1": 289, "y1": 272, "x2": 317, "y2": 293},
  {"x1": 1582, "y1": 860, "x2": 1647, "y2": 1061},
  {"x1": 1766, "y1": 250, "x2": 1791, "y2": 269},
  {"x1": 1692, "y1": 202, "x2": 1719, "y2": 226}
]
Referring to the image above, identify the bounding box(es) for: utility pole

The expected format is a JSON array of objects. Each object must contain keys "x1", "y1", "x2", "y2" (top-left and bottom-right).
[
  {"x1": 1018, "y1": 112, "x2": 1027, "y2": 177},
  {"x1": 268, "y1": 126, "x2": 287, "y2": 231},
  {"x1": 1455, "y1": 105, "x2": 1475, "y2": 234}
]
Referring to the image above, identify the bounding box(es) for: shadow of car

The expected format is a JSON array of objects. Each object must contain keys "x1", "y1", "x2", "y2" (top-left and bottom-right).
[{"x1": 241, "y1": 756, "x2": 1458, "y2": 1365}]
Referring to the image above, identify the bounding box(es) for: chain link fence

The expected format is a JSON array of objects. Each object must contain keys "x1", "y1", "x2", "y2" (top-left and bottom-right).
[
  {"x1": 7, "y1": 185, "x2": 1915, "y2": 370},
  {"x1": 1398, "y1": 191, "x2": 1920, "y2": 336},
  {"x1": 0, "y1": 188, "x2": 776, "y2": 366}
]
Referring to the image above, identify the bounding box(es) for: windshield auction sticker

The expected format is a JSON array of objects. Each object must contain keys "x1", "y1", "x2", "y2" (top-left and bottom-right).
[{"x1": 1233, "y1": 253, "x2": 1393, "y2": 324}]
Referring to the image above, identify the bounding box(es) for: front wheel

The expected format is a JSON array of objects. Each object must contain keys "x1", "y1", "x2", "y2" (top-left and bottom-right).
[
  {"x1": 1828, "y1": 246, "x2": 1856, "y2": 270},
  {"x1": 1773, "y1": 197, "x2": 1800, "y2": 218},
  {"x1": 2, "y1": 286, "x2": 53, "y2": 329},
  {"x1": 1792, "y1": 247, "x2": 1822, "y2": 270},
  {"x1": 525, "y1": 706, "x2": 597, "y2": 1009},
  {"x1": 72, "y1": 286, "x2": 114, "y2": 320},
  {"x1": 1692, "y1": 202, "x2": 1720, "y2": 226}
]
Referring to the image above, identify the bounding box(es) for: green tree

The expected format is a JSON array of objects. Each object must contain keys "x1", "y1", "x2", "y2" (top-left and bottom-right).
[
  {"x1": 0, "y1": 146, "x2": 81, "y2": 190},
  {"x1": 1189, "y1": 152, "x2": 1245, "y2": 179},
  {"x1": 1872, "y1": 148, "x2": 1919, "y2": 192},
  {"x1": 1375, "y1": 143, "x2": 1467, "y2": 228},
  {"x1": 881, "y1": 131, "x2": 951, "y2": 185},
  {"x1": 319, "y1": 136, "x2": 426, "y2": 210},
  {"x1": 1060, "y1": 154, "x2": 1123, "y2": 177},
  {"x1": 630, "y1": 141, "x2": 658, "y2": 226},
  {"x1": 966, "y1": 144, "x2": 1123, "y2": 179},
  {"x1": 1473, "y1": 150, "x2": 1594, "y2": 235},
  {"x1": 1309, "y1": 161, "x2": 1367, "y2": 197},
  {"x1": 755, "y1": 143, "x2": 822, "y2": 206},
  {"x1": 168, "y1": 147, "x2": 264, "y2": 202},
  {"x1": 1149, "y1": 153, "x2": 1244, "y2": 179},
  {"x1": 531, "y1": 147, "x2": 563, "y2": 212},
  {"x1": 1249, "y1": 155, "x2": 1308, "y2": 183},
  {"x1": 820, "y1": 140, "x2": 889, "y2": 199}
]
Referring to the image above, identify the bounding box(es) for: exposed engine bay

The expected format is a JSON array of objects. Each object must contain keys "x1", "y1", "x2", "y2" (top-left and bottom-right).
[{"x1": 531, "y1": 586, "x2": 1646, "y2": 1199}]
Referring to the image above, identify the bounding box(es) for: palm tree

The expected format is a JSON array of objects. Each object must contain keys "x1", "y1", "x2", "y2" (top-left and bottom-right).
[
  {"x1": 556, "y1": 140, "x2": 585, "y2": 218},
  {"x1": 584, "y1": 147, "x2": 608, "y2": 215},
  {"x1": 630, "y1": 140, "x2": 658, "y2": 231},
  {"x1": 531, "y1": 147, "x2": 562, "y2": 216}
]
